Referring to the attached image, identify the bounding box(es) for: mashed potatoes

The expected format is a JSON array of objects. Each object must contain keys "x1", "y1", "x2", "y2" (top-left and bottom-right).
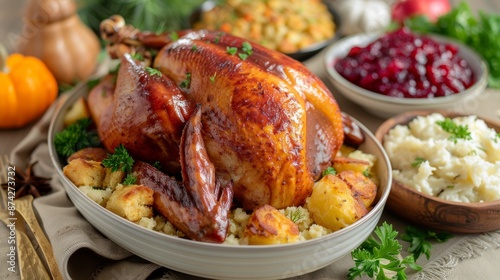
[{"x1": 384, "y1": 113, "x2": 500, "y2": 202}]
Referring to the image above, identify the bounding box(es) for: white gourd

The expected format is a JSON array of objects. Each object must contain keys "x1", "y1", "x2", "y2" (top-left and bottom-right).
[{"x1": 336, "y1": 0, "x2": 392, "y2": 35}]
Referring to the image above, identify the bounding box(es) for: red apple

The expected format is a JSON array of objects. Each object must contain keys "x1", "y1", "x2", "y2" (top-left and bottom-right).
[{"x1": 392, "y1": 0, "x2": 451, "y2": 24}]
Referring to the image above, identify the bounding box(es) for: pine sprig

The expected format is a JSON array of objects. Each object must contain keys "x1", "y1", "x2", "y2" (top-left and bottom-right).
[{"x1": 77, "y1": 0, "x2": 206, "y2": 35}]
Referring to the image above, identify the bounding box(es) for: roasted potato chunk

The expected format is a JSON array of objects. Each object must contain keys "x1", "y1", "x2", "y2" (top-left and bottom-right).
[
  {"x1": 63, "y1": 96, "x2": 91, "y2": 127},
  {"x1": 332, "y1": 156, "x2": 370, "y2": 174},
  {"x1": 338, "y1": 170, "x2": 377, "y2": 208},
  {"x1": 63, "y1": 159, "x2": 106, "y2": 187},
  {"x1": 306, "y1": 175, "x2": 368, "y2": 231},
  {"x1": 244, "y1": 204, "x2": 299, "y2": 245},
  {"x1": 106, "y1": 184, "x2": 154, "y2": 222}
]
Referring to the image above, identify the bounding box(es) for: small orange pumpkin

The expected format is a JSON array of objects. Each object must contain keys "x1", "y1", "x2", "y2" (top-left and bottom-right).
[{"x1": 0, "y1": 44, "x2": 58, "y2": 129}]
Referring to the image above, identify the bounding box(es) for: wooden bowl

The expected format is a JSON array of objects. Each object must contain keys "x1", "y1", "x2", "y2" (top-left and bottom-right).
[{"x1": 375, "y1": 110, "x2": 500, "y2": 233}]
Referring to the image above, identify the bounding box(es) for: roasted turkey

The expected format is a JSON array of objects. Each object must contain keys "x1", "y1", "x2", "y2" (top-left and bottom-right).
[{"x1": 88, "y1": 16, "x2": 345, "y2": 242}]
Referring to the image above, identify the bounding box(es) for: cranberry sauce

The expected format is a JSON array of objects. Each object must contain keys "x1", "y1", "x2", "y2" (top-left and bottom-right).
[{"x1": 334, "y1": 28, "x2": 475, "y2": 98}]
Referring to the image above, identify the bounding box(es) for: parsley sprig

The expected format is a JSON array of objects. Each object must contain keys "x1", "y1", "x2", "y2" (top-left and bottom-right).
[
  {"x1": 348, "y1": 222, "x2": 421, "y2": 280},
  {"x1": 102, "y1": 144, "x2": 134, "y2": 172},
  {"x1": 54, "y1": 118, "x2": 100, "y2": 159},
  {"x1": 436, "y1": 118, "x2": 472, "y2": 143},
  {"x1": 402, "y1": 226, "x2": 453, "y2": 261}
]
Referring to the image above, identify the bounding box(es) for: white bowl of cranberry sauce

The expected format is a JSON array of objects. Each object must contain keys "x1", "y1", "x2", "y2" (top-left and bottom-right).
[{"x1": 324, "y1": 28, "x2": 488, "y2": 119}]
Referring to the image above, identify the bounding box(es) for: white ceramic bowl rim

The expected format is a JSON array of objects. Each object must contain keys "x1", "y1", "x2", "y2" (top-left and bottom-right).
[{"x1": 324, "y1": 32, "x2": 489, "y2": 106}]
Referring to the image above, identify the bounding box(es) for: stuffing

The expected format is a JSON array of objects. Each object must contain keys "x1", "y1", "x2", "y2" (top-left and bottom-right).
[
  {"x1": 105, "y1": 184, "x2": 154, "y2": 222},
  {"x1": 63, "y1": 159, "x2": 106, "y2": 187},
  {"x1": 78, "y1": 186, "x2": 113, "y2": 206}
]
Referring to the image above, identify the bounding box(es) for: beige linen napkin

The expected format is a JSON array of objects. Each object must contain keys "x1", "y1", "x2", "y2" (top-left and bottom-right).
[{"x1": 8, "y1": 97, "x2": 160, "y2": 280}]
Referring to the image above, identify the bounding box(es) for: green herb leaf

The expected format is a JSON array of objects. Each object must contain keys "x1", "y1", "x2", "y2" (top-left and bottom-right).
[
  {"x1": 102, "y1": 144, "x2": 134, "y2": 172},
  {"x1": 436, "y1": 118, "x2": 472, "y2": 143},
  {"x1": 180, "y1": 72, "x2": 192, "y2": 88},
  {"x1": 132, "y1": 53, "x2": 144, "y2": 61},
  {"x1": 146, "y1": 67, "x2": 162, "y2": 77},
  {"x1": 214, "y1": 32, "x2": 224, "y2": 43},
  {"x1": 169, "y1": 31, "x2": 179, "y2": 41},
  {"x1": 242, "y1": 41, "x2": 253, "y2": 55},
  {"x1": 122, "y1": 173, "x2": 137, "y2": 185},
  {"x1": 362, "y1": 169, "x2": 371, "y2": 178},
  {"x1": 322, "y1": 166, "x2": 337, "y2": 177},
  {"x1": 191, "y1": 45, "x2": 198, "y2": 51},
  {"x1": 226, "y1": 46, "x2": 238, "y2": 55},
  {"x1": 210, "y1": 73, "x2": 217, "y2": 83},
  {"x1": 348, "y1": 222, "x2": 421, "y2": 280},
  {"x1": 401, "y1": 226, "x2": 453, "y2": 261},
  {"x1": 411, "y1": 157, "x2": 427, "y2": 168},
  {"x1": 238, "y1": 53, "x2": 249, "y2": 60},
  {"x1": 152, "y1": 161, "x2": 162, "y2": 170},
  {"x1": 289, "y1": 209, "x2": 304, "y2": 223},
  {"x1": 54, "y1": 118, "x2": 101, "y2": 159}
]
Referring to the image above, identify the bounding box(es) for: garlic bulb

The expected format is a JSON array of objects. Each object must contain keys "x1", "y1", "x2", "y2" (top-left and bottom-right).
[{"x1": 336, "y1": 0, "x2": 391, "y2": 35}]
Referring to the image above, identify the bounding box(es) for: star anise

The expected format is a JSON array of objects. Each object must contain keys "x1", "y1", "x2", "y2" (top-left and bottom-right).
[{"x1": 1, "y1": 161, "x2": 52, "y2": 198}]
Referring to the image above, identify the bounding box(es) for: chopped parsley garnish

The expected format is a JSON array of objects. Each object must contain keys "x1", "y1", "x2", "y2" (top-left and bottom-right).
[
  {"x1": 289, "y1": 209, "x2": 304, "y2": 223},
  {"x1": 411, "y1": 157, "x2": 427, "y2": 168},
  {"x1": 401, "y1": 226, "x2": 453, "y2": 261},
  {"x1": 226, "y1": 42, "x2": 253, "y2": 60},
  {"x1": 102, "y1": 144, "x2": 134, "y2": 172},
  {"x1": 226, "y1": 46, "x2": 238, "y2": 55},
  {"x1": 436, "y1": 118, "x2": 472, "y2": 143},
  {"x1": 152, "y1": 161, "x2": 162, "y2": 170},
  {"x1": 191, "y1": 45, "x2": 198, "y2": 51},
  {"x1": 145, "y1": 67, "x2": 162, "y2": 77},
  {"x1": 242, "y1": 41, "x2": 253, "y2": 55},
  {"x1": 132, "y1": 53, "x2": 144, "y2": 61},
  {"x1": 54, "y1": 118, "x2": 100, "y2": 158},
  {"x1": 180, "y1": 72, "x2": 192, "y2": 88},
  {"x1": 169, "y1": 32, "x2": 179, "y2": 41},
  {"x1": 210, "y1": 73, "x2": 217, "y2": 83},
  {"x1": 238, "y1": 53, "x2": 249, "y2": 60},
  {"x1": 214, "y1": 32, "x2": 223, "y2": 43},
  {"x1": 322, "y1": 166, "x2": 337, "y2": 177},
  {"x1": 362, "y1": 169, "x2": 371, "y2": 178}
]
